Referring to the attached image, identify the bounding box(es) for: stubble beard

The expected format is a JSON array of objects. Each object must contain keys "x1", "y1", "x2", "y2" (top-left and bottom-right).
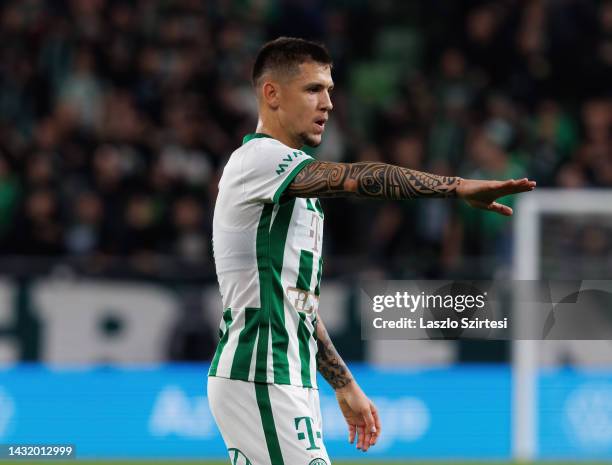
[{"x1": 297, "y1": 132, "x2": 322, "y2": 148}]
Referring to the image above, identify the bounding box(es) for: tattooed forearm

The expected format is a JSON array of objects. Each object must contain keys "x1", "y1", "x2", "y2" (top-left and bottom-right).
[
  {"x1": 287, "y1": 161, "x2": 461, "y2": 199},
  {"x1": 316, "y1": 315, "x2": 353, "y2": 390}
]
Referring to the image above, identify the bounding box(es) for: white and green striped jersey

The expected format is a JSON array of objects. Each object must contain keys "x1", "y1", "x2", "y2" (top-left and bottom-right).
[{"x1": 209, "y1": 133, "x2": 324, "y2": 389}]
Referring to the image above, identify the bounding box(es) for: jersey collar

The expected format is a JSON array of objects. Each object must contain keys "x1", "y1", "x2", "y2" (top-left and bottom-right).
[
  {"x1": 242, "y1": 133, "x2": 273, "y2": 145},
  {"x1": 241, "y1": 132, "x2": 316, "y2": 157}
]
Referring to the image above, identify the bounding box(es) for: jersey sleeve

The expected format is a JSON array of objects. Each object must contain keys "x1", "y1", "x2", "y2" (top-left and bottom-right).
[{"x1": 241, "y1": 140, "x2": 315, "y2": 204}]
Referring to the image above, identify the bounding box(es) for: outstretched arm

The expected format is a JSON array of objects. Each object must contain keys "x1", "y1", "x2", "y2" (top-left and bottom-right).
[
  {"x1": 287, "y1": 161, "x2": 536, "y2": 215},
  {"x1": 316, "y1": 314, "x2": 380, "y2": 452}
]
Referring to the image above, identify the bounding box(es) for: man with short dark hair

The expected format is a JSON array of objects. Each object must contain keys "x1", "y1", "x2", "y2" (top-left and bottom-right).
[{"x1": 207, "y1": 37, "x2": 535, "y2": 464}]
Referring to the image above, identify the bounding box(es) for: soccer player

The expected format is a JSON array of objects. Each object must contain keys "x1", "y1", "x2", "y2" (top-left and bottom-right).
[{"x1": 207, "y1": 37, "x2": 535, "y2": 464}]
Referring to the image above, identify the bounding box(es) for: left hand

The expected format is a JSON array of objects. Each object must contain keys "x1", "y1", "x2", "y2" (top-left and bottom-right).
[
  {"x1": 335, "y1": 381, "x2": 381, "y2": 451},
  {"x1": 457, "y1": 178, "x2": 536, "y2": 216}
]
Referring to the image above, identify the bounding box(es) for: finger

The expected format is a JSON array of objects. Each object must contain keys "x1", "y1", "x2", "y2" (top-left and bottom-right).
[
  {"x1": 362, "y1": 408, "x2": 376, "y2": 451},
  {"x1": 521, "y1": 178, "x2": 537, "y2": 188},
  {"x1": 360, "y1": 428, "x2": 370, "y2": 451},
  {"x1": 359, "y1": 424, "x2": 370, "y2": 452},
  {"x1": 517, "y1": 177, "x2": 537, "y2": 187},
  {"x1": 501, "y1": 178, "x2": 534, "y2": 187},
  {"x1": 371, "y1": 404, "x2": 381, "y2": 445},
  {"x1": 489, "y1": 179, "x2": 535, "y2": 196},
  {"x1": 505, "y1": 181, "x2": 536, "y2": 194},
  {"x1": 348, "y1": 423, "x2": 356, "y2": 444},
  {"x1": 488, "y1": 202, "x2": 513, "y2": 216},
  {"x1": 356, "y1": 424, "x2": 365, "y2": 450}
]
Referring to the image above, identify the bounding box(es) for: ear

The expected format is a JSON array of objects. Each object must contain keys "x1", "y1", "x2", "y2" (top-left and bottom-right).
[{"x1": 262, "y1": 81, "x2": 281, "y2": 110}]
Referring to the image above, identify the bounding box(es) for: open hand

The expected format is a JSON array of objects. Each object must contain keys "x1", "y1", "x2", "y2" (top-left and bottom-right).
[
  {"x1": 457, "y1": 178, "x2": 536, "y2": 216},
  {"x1": 335, "y1": 382, "x2": 381, "y2": 451}
]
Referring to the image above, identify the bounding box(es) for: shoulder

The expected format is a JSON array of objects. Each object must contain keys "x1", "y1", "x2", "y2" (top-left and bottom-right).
[
  {"x1": 245, "y1": 137, "x2": 296, "y2": 156},
  {"x1": 242, "y1": 139, "x2": 311, "y2": 169}
]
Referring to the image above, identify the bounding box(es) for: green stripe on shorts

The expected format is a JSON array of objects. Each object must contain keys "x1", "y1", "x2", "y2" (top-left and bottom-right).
[{"x1": 254, "y1": 383, "x2": 285, "y2": 465}]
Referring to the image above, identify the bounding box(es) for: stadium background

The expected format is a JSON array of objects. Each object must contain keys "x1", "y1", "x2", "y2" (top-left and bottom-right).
[{"x1": 0, "y1": 0, "x2": 611, "y2": 462}]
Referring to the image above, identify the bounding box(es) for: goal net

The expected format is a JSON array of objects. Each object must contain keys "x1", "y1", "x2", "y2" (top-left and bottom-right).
[{"x1": 513, "y1": 189, "x2": 612, "y2": 459}]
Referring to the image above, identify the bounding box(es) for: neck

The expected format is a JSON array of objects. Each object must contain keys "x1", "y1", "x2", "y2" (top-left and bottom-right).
[{"x1": 255, "y1": 118, "x2": 301, "y2": 149}]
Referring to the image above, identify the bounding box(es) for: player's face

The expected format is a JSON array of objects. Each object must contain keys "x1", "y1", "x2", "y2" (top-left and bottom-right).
[{"x1": 280, "y1": 61, "x2": 333, "y2": 147}]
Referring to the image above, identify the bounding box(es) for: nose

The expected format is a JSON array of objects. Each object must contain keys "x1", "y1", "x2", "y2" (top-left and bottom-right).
[{"x1": 321, "y1": 91, "x2": 333, "y2": 112}]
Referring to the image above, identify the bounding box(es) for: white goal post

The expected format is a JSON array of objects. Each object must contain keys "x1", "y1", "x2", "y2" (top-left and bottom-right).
[{"x1": 512, "y1": 189, "x2": 612, "y2": 460}]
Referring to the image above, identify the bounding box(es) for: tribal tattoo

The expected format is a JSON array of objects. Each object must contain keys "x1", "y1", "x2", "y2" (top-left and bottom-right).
[
  {"x1": 316, "y1": 315, "x2": 353, "y2": 390},
  {"x1": 287, "y1": 161, "x2": 460, "y2": 199}
]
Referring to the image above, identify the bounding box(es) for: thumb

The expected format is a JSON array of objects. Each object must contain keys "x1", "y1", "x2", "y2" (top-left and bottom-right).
[{"x1": 487, "y1": 201, "x2": 513, "y2": 216}]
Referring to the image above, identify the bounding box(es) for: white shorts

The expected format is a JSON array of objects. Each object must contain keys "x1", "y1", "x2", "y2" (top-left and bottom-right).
[{"x1": 208, "y1": 376, "x2": 331, "y2": 465}]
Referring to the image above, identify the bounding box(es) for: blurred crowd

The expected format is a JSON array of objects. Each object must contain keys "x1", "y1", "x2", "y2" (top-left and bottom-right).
[{"x1": 0, "y1": 0, "x2": 610, "y2": 277}]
